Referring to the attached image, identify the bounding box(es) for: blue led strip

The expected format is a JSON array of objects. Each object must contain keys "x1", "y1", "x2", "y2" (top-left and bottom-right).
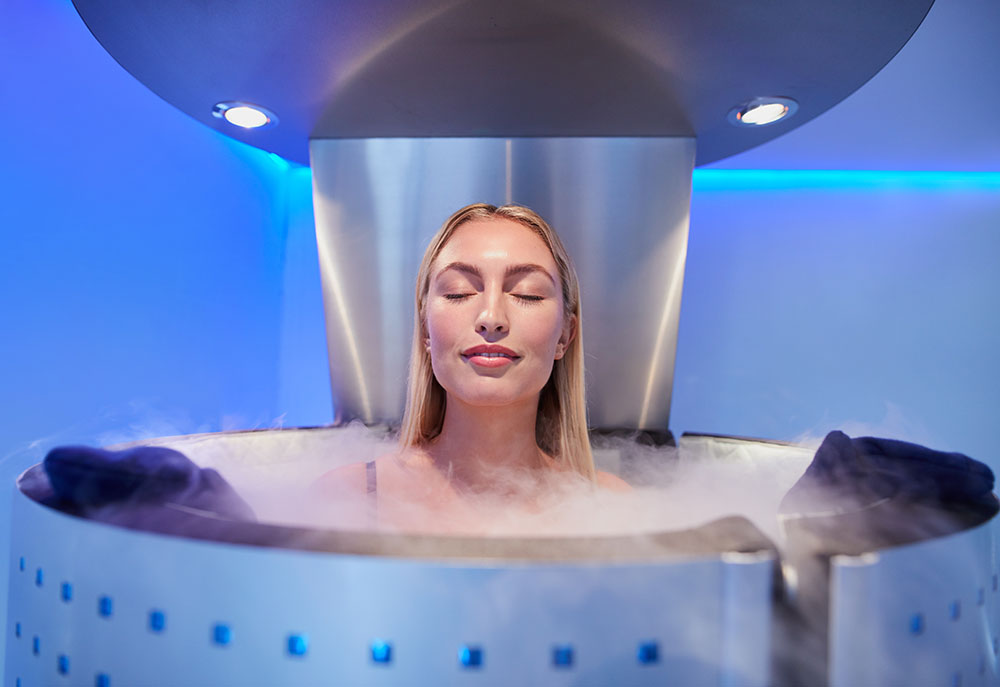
[{"x1": 693, "y1": 169, "x2": 1000, "y2": 192}]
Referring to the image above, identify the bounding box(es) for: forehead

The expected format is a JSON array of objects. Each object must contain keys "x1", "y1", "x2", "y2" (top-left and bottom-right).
[{"x1": 432, "y1": 218, "x2": 557, "y2": 274}]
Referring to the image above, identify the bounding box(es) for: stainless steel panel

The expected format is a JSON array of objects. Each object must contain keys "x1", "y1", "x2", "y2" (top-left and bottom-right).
[
  {"x1": 5, "y1": 429, "x2": 776, "y2": 686},
  {"x1": 310, "y1": 136, "x2": 695, "y2": 431},
  {"x1": 828, "y1": 517, "x2": 1000, "y2": 686}
]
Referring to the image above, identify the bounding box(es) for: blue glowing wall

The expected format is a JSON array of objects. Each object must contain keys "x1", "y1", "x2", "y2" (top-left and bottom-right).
[{"x1": 675, "y1": 171, "x2": 1000, "y2": 469}]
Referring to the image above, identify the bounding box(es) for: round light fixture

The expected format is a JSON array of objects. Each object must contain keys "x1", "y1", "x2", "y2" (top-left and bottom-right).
[
  {"x1": 728, "y1": 97, "x2": 798, "y2": 127},
  {"x1": 212, "y1": 101, "x2": 278, "y2": 130}
]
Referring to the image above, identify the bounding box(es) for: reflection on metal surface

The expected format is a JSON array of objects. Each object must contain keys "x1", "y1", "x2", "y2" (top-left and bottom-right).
[
  {"x1": 828, "y1": 517, "x2": 999, "y2": 686},
  {"x1": 311, "y1": 136, "x2": 695, "y2": 430},
  {"x1": 70, "y1": 0, "x2": 935, "y2": 164}
]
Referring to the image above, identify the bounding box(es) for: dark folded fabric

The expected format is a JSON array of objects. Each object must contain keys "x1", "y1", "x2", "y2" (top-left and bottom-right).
[
  {"x1": 44, "y1": 445, "x2": 255, "y2": 522},
  {"x1": 774, "y1": 431, "x2": 997, "y2": 686},
  {"x1": 780, "y1": 430, "x2": 997, "y2": 515}
]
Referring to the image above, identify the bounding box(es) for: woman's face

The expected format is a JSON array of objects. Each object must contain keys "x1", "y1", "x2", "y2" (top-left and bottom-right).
[{"x1": 424, "y1": 218, "x2": 575, "y2": 410}]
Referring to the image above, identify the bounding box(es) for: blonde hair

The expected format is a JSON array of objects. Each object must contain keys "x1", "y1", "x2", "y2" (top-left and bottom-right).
[{"x1": 399, "y1": 203, "x2": 595, "y2": 481}]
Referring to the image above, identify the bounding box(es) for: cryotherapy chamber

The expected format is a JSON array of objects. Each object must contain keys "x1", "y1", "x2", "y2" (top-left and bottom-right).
[{"x1": 8, "y1": 0, "x2": 1000, "y2": 685}]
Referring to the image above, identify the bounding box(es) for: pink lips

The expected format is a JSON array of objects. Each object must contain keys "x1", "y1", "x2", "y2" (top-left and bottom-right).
[{"x1": 462, "y1": 344, "x2": 519, "y2": 368}]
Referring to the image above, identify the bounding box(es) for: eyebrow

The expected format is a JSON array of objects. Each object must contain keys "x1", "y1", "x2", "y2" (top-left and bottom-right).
[{"x1": 438, "y1": 262, "x2": 556, "y2": 284}]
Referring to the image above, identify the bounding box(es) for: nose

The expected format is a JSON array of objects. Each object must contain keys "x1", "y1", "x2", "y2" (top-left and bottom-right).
[{"x1": 475, "y1": 288, "x2": 508, "y2": 337}]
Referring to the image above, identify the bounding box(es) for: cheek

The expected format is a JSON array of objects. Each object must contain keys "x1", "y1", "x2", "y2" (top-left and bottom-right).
[
  {"x1": 424, "y1": 306, "x2": 460, "y2": 354},
  {"x1": 524, "y1": 309, "x2": 565, "y2": 355}
]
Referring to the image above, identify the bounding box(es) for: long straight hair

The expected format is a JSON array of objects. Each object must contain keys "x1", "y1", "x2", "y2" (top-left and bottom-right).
[{"x1": 398, "y1": 203, "x2": 595, "y2": 481}]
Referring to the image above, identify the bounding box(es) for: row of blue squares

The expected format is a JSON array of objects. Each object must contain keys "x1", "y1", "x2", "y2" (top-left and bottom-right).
[
  {"x1": 35, "y1": 568, "x2": 43, "y2": 587},
  {"x1": 950, "y1": 601, "x2": 962, "y2": 620},
  {"x1": 552, "y1": 645, "x2": 573, "y2": 668},
  {"x1": 371, "y1": 640, "x2": 392, "y2": 664},
  {"x1": 15, "y1": 622, "x2": 21, "y2": 638},
  {"x1": 61, "y1": 583, "x2": 73, "y2": 603},
  {"x1": 98, "y1": 596, "x2": 113, "y2": 618},
  {"x1": 458, "y1": 645, "x2": 483, "y2": 668},
  {"x1": 32, "y1": 636, "x2": 40, "y2": 656},
  {"x1": 287, "y1": 634, "x2": 308, "y2": 657},
  {"x1": 96, "y1": 673, "x2": 110, "y2": 687},
  {"x1": 909, "y1": 613, "x2": 925, "y2": 635},
  {"x1": 149, "y1": 610, "x2": 166, "y2": 633},
  {"x1": 19, "y1": 557, "x2": 25, "y2": 572},
  {"x1": 637, "y1": 641, "x2": 659, "y2": 665},
  {"x1": 58, "y1": 654, "x2": 69, "y2": 675},
  {"x1": 213, "y1": 624, "x2": 232, "y2": 646}
]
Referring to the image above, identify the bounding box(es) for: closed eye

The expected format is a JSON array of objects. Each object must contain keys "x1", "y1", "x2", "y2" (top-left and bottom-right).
[
  {"x1": 444, "y1": 293, "x2": 473, "y2": 300},
  {"x1": 514, "y1": 294, "x2": 544, "y2": 303}
]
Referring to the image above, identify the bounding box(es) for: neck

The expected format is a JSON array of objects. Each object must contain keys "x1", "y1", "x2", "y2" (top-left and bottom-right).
[{"x1": 427, "y1": 394, "x2": 548, "y2": 490}]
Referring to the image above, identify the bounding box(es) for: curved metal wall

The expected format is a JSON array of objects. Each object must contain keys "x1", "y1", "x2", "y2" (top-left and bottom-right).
[
  {"x1": 310, "y1": 137, "x2": 695, "y2": 431},
  {"x1": 4, "y1": 471, "x2": 773, "y2": 686}
]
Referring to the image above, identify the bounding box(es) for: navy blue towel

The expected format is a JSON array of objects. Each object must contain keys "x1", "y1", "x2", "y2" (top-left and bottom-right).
[
  {"x1": 44, "y1": 445, "x2": 255, "y2": 522},
  {"x1": 781, "y1": 430, "x2": 996, "y2": 515}
]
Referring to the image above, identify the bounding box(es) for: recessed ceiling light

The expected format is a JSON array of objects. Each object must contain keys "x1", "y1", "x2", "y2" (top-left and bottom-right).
[
  {"x1": 212, "y1": 101, "x2": 278, "y2": 130},
  {"x1": 728, "y1": 97, "x2": 798, "y2": 127}
]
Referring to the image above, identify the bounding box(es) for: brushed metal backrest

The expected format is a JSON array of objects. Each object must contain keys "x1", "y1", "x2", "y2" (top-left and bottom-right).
[{"x1": 310, "y1": 137, "x2": 695, "y2": 431}]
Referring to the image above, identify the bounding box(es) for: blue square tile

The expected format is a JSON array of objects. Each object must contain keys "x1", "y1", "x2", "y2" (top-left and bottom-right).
[
  {"x1": 15, "y1": 622, "x2": 21, "y2": 638},
  {"x1": 19, "y1": 557, "x2": 25, "y2": 572},
  {"x1": 58, "y1": 654, "x2": 69, "y2": 675},
  {"x1": 637, "y1": 641, "x2": 659, "y2": 665},
  {"x1": 34, "y1": 569, "x2": 43, "y2": 587},
  {"x1": 950, "y1": 601, "x2": 962, "y2": 621},
  {"x1": 61, "y1": 583, "x2": 73, "y2": 603},
  {"x1": 32, "y1": 636, "x2": 39, "y2": 656},
  {"x1": 149, "y1": 610, "x2": 166, "y2": 633},
  {"x1": 910, "y1": 613, "x2": 925, "y2": 635},
  {"x1": 458, "y1": 645, "x2": 483, "y2": 668},
  {"x1": 552, "y1": 645, "x2": 573, "y2": 668},
  {"x1": 98, "y1": 596, "x2": 113, "y2": 618},
  {"x1": 287, "y1": 634, "x2": 308, "y2": 657},
  {"x1": 213, "y1": 624, "x2": 232, "y2": 646},
  {"x1": 371, "y1": 640, "x2": 392, "y2": 664},
  {"x1": 95, "y1": 673, "x2": 110, "y2": 687}
]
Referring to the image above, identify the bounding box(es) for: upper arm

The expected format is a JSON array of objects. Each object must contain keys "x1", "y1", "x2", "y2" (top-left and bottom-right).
[{"x1": 596, "y1": 470, "x2": 632, "y2": 492}]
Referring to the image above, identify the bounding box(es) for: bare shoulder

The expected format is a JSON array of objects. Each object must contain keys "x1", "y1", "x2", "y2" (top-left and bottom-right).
[
  {"x1": 596, "y1": 470, "x2": 632, "y2": 492},
  {"x1": 312, "y1": 461, "x2": 369, "y2": 497},
  {"x1": 312, "y1": 451, "x2": 406, "y2": 494}
]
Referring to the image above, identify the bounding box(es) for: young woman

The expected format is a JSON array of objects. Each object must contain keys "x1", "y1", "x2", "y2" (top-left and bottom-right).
[{"x1": 316, "y1": 203, "x2": 628, "y2": 533}]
